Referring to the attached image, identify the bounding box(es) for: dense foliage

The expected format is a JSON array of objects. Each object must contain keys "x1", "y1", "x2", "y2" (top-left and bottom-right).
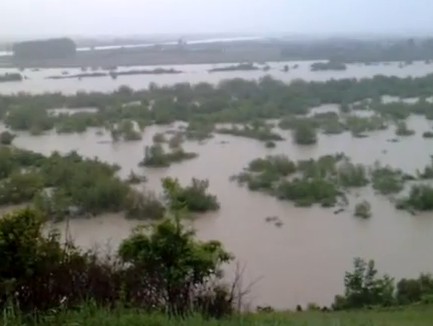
[
  {"x1": 163, "y1": 177, "x2": 220, "y2": 213},
  {"x1": 3, "y1": 75, "x2": 433, "y2": 138},
  {"x1": 398, "y1": 185, "x2": 433, "y2": 211},
  {"x1": 333, "y1": 258, "x2": 394, "y2": 309},
  {"x1": 293, "y1": 122, "x2": 317, "y2": 145},
  {"x1": 334, "y1": 258, "x2": 433, "y2": 310},
  {"x1": 371, "y1": 164, "x2": 408, "y2": 195},
  {"x1": 234, "y1": 154, "x2": 353, "y2": 207},
  {"x1": 140, "y1": 144, "x2": 197, "y2": 167},
  {"x1": 0, "y1": 208, "x2": 234, "y2": 317},
  {"x1": 0, "y1": 147, "x2": 159, "y2": 220}
]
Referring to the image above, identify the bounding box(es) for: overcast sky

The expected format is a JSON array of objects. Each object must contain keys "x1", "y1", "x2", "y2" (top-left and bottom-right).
[{"x1": 1, "y1": 0, "x2": 432, "y2": 38}]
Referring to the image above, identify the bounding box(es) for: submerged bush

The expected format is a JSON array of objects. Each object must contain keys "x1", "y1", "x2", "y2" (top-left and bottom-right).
[
  {"x1": 293, "y1": 122, "x2": 317, "y2": 145},
  {"x1": 140, "y1": 144, "x2": 197, "y2": 167},
  {"x1": 338, "y1": 161, "x2": 369, "y2": 188},
  {"x1": 371, "y1": 164, "x2": 405, "y2": 195},
  {"x1": 395, "y1": 121, "x2": 415, "y2": 136},
  {"x1": 217, "y1": 124, "x2": 283, "y2": 142},
  {"x1": 276, "y1": 178, "x2": 340, "y2": 207},
  {"x1": 398, "y1": 185, "x2": 433, "y2": 211},
  {"x1": 354, "y1": 200, "x2": 372, "y2": 218},
  {"x1": 163, "y1": 177, "x2": 220, "y2": 213},
  {"x1": 124, "y1": 191, "x2": 165, "y2": 220}
]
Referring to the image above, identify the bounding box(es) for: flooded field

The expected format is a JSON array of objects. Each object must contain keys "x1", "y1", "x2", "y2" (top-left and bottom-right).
[
  {"x1": 3, "y1": 110, "x2": 433, "y2": 309},
  {"x1": 1, "y1": 60, "x2": 433, "y2": 94}
]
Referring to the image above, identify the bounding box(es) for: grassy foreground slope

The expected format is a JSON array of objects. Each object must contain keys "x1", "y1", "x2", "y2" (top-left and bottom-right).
[{"x1": 6, "y1": 305, "x2": 433, "y2": 326}]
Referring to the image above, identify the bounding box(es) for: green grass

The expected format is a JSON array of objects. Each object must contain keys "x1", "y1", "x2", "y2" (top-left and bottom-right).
[{"x1": 5, "y1": 305, "x2": 433, "y2": 326}]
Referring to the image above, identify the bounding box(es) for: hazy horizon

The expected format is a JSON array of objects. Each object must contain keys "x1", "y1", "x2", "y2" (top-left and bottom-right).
[{"x1": 1, "y1": 0, "x2": 433, "y2": 40}]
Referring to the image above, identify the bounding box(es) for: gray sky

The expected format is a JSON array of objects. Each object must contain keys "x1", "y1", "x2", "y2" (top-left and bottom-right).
[{"x1": 1, "y1": 0, "x2": 432, "y2": 38}]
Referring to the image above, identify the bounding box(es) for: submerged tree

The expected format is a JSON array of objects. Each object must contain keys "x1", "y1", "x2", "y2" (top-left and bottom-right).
[{"x1": 293, "y1": 122, "x2": 317, "y2": 145}]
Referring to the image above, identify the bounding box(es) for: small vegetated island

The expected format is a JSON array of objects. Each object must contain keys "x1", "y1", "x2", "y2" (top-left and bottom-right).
[
  {"x1": 209, "y1": 63, "x2": 260, "y2": 72},
  {"x1": 46, "y1": 68, "x2": 182, "y2": 80},
  {"x1": 216, "y1": 121, "x2": 284, "y2": 142},
  {"x1": 232, "y1": 153, "x2": 431, "y2": 215},
  {"x1": 139, "y1": 143, "x2": 197, "y2": 168},
  {"x1": 310, "y1": 60, "x2": 347, "y2": 71}
]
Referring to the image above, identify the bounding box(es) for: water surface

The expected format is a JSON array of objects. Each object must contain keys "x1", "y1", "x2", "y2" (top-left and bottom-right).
[
  {"x1": 1, "y1": 60, "x2": 433, "y2": 94},
  {"x1": 5, "y1": 114, "x2": 433, "y2": 309}
]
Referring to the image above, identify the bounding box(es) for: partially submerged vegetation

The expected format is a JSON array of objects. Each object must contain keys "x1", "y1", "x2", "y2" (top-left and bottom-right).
[
  {"x1": 354, "y1": 200, "x2": 372, "y2": 218},
  {"x1": 233, "y1": 154, "x2": 353, "y2": 207},
  {"x1": 140, "y1": 144, "x2": 197, "y2": 167},
  {"x1": 395, "y1": 121, "x2": 415, "y2": 136},
  {"x1": 217, "y1": 123, "x2": 283, "y2": 142},
  {"x1": 0, "y1": 147, "x2": 136, "y2": 220},
  {"x1": 293, "y1": 121, "x2": 317, "y2": 145},
  {"x1": 371, "y1": 163, "x2": 408, "y2": 195},
  {"x1": 233, "y1": 154, "x2": 426, "y2": 212},
  {"x1": 397, "y1": 185, "x2": 433, "y2": 212},
  {"x1": 3, "y1": 75, "x2": 433, "y2": 139},
  {"x1": 311, "y1": 61, "x2": 347, "y2": 71},
  {"x1": 209, "y1": 63, "x2": 259, "y2": 72},
  {"x1": 163, "y1": 177, "x2": 220, "y2": 213}
]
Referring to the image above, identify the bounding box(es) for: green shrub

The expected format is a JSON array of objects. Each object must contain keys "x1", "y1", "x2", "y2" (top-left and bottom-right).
[
  {"x1": 395, "y1": 121, "x2": 415, "y2": 136},
  {"x1": 163, "y1": 177, "x2": 220, "y2": 213},
  {"x1": 398, "y1": 185, "x2": 433, "y2": 211},
  {"x1": 333, "y1": 258, "x2": 395, "y2": 310},
  {"x1": 293, "y1": 122, "x2": 317, "y2": 145}
]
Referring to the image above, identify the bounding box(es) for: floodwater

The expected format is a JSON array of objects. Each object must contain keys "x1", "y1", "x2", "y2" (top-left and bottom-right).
[
  {"x1": 3, "y1": 111, "x2": 433, "y2": 309},
  {"x1": 1, "y1": 60, "x2": 433, "y2": 94}
]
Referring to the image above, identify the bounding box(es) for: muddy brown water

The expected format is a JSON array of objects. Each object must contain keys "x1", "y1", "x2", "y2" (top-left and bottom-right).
[{"x1": 1, "y1": 110, "x2": 432, "y2": 309}]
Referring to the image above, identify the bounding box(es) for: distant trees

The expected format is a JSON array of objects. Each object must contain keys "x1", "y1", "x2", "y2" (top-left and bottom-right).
[{"x1": 13, "y1": 38, "x2": 76, "y2": 60}]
